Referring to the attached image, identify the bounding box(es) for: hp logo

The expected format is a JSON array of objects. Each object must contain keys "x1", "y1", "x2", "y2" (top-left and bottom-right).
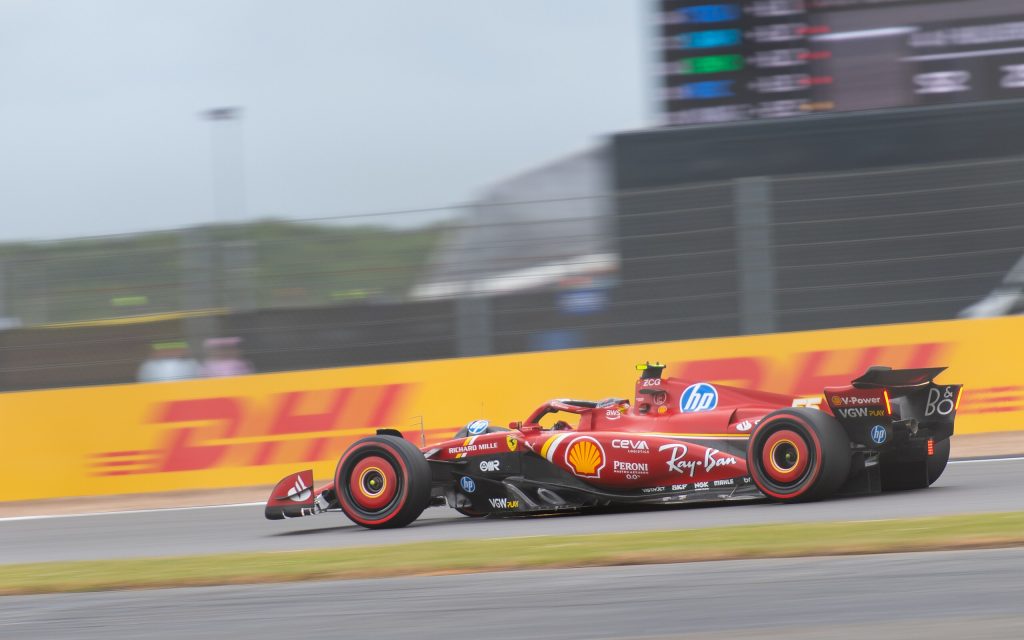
[
  {"x1": 459, "y1": 476, "x2": 476, "y2": 493},
  {"x1": 870, "y1": 425, "x2": 887, "y2": 445},
  {"x1": 680, "y1": 383, "x2": 719, "y2": 413}
]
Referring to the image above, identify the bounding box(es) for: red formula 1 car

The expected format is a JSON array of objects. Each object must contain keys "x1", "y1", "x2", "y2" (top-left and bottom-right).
[{"x1": 266, "y1": 363, "x2": 962, "y2": 529}]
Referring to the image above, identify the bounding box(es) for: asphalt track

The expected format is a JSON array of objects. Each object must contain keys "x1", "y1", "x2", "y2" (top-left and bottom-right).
[
  {"x1": 3, "y1": 549, "x2": 1023, "y2": 639},
  {"x1": 1, "y1": 457, "x2": 1022, "y2": 564}
]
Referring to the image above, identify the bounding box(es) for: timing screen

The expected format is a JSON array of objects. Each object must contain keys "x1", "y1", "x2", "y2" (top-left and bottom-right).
[{"x1": 658, "y1": 0, "x2": 1024, "y2": 125}]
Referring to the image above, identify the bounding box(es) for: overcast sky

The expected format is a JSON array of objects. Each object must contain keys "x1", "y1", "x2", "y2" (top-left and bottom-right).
[{"x1": 0, "y1": 0, "x2": 650, "y2": 241}]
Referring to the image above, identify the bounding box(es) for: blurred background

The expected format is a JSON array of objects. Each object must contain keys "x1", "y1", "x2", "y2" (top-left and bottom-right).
[{"x1": 2, "y1": 0, "x2": 1024, "y2": 391}]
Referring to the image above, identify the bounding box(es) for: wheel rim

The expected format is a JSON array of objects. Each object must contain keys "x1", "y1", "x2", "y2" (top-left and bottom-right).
[
  {"x1": 347, "y1": 455, "x2": 399, "y2": 512},
  {"x1": 760, "y1": 428, "x2": 811, "y2": 486}
]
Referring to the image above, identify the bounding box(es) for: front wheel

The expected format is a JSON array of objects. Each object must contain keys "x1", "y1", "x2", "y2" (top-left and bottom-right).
[
  {"x1": 335, "y1": 435, "x2": 432, "y2": 529},
  {"x1": 747, "y1": 408, "x2": 851, "y2": 502}
]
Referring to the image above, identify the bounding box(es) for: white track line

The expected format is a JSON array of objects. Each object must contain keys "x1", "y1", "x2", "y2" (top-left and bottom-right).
[
  {"x1": 948, "y1": 456, "x2": 1024, "y2": 465},
  {"x1": 0, "y1": 501, "x2": 262, "y2": 523},
  {"x1": 1, "y1": 456, "x2": 1021, "y2": 523}
]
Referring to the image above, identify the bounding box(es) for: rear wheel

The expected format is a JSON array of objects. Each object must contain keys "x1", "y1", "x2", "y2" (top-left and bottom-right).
[
  {"x1": 335, "y1": 435, "x2": 432, "y2": 529},
  {"x1": 927, "y1": 437, "x2": 951, "y2": 486},
  {"x1": 748, "y1": 408, "x2": 851, "y2": 502}
]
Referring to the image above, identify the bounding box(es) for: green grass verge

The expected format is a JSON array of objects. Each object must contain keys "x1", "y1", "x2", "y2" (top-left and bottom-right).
[{"x1": 4, "y1": 511, "x2": 1024, "y2": 595}]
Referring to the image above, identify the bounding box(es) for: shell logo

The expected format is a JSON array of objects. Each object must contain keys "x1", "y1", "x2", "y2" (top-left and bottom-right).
[{"x1": 565, "y1": 436, "x2": 605, "y2": 479}]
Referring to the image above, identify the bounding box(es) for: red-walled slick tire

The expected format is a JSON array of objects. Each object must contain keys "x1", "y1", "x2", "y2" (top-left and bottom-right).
[
  {"x1": 747, "y1": 408, "x2": 851, "y2": 502},
  {"x1": 335, "y1": 435, "x2": 432, "y2": 529}
]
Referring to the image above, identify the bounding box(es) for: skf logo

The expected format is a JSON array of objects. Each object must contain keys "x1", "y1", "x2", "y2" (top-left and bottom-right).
[
  {"x1": 565, "y1": 437, "x2": 605, "y2": 478},
  {"x1": 506, "y1": 435, "x2": 519, "y2": 452}
]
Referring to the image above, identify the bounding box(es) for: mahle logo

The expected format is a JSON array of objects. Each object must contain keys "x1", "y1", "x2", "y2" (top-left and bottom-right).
[{"x1": 680, "y1": 383, "x2": 718, "y2": 413}]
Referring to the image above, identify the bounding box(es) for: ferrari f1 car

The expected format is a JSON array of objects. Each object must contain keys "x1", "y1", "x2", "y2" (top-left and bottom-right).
[{"x1": 266, "y1": 363, "x2": 961, "y2": 528}]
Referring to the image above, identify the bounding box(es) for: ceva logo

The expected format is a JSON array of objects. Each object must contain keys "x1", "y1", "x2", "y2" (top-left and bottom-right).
[{"x1": 680, "y1": 383, "x2": 718, "y2": 413}]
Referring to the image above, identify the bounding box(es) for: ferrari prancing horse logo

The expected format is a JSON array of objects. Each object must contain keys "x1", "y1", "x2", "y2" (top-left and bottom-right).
[{"x1": 506, "y1": 435, "x2": 518, "y2": 452}]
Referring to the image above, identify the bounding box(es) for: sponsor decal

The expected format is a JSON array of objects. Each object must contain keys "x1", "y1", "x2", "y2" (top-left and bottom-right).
[
  {"x1": 565, "y1": 436, "x2": 606, "y2": 479},
  {"x1": 92, "y1": 384, "x2": 412, "y2": 476},
  {"x1": 713, "y1": 479, "x2": 735, "y2": 487},
  {"x1": 286, "y1": 475, "x2": 311, "y2": 502},
  {"x1": 870, "y1": 425, "x2": 887, "y2": 445},
  {"x1": 641, "y1": 486, "x2": 666, "y2": 494},
  {"x1": 703, "y1": 448, "x2": 738, "y2": 472},
  {"x1": 660, "y1": 443, "x2": 697, "y2": 477},
  {"x1": 832, "y1": 395, "x2": 882, "y2": 406},
  {"x1": 466, "y1": 419, "x2": 490, "y2": 435},
  {"x1": 792, "y1": 397, "x2": 822, "y2": 409},
  {"x1": 693, "y1": 481, "x2": 710, "y2": 490},
  {"x1": 835, "y1": 407, "x2": 886, "y2": 419},
  {"x1": 447, "y1": 437, "x2": 500, "y2": 458},
  {"x1": 506, "y1": 435, "x2": 519, "y2": 452},
  {"x1": 479, "y1": 459, "x2": 500, "y2": 472},
  {"x1": 611, "y1": 438, "x2": 649, "y2": 452},
  {"x1": 459, "y1": 476, "x2": 476, "y2": 493},
  {"x1": 734, "y1": 419, "x2": 757, "y2": 432},
  {"x1": 671, "y1": 484, "x2": 688, "y2": 491},
  {"x1": 680, "y1": 383, "x2": 719, "y2": 412},
  {"x1": 659, "y1": 444, "x2": 736, "y2": 477},
  {"x1": 488, "y1": 497, "x2": 519, "y2": 509},
  {"x1": 925, "y1": 386, "x2": 956, "y2": 417},
  {"x1": 613, "y1": 460, "x2": 649, "y2": 479},
  {"x1": 605, "y1": 409, "x2": 622, "y2": 420},
  {"x1": 641, "y1": 378, "x2": 662, "y2": 387}
]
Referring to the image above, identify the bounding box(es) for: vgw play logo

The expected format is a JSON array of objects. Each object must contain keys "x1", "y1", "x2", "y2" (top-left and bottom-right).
[{"x1": 680, "y1": 383, "x2": 719, "y2": 413}]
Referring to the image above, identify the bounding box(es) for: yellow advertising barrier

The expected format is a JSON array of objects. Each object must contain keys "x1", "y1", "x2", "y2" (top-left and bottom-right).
[{"x1": 2, "y1": 316, "x2": 1021, "y2": 502}]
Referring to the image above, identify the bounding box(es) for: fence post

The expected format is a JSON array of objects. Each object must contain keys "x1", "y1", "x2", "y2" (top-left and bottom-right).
[
  {"x1": 455, "y1": 295, "x2": 493, "y2": 357},
  {"x1": 733, "y1": 176, "x2": 778, "y2": 334},
  {"x1": 179, "y1": 227, "x2": 221, "y2": 351}
]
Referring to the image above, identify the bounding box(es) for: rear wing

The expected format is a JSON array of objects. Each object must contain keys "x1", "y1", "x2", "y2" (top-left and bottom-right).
[
  {"x1": 851, "y1": 366, "x2": 947, "y2": 389},
  {"x1": 826, "y1": 366, "x2": 961, "y2": 447}
]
